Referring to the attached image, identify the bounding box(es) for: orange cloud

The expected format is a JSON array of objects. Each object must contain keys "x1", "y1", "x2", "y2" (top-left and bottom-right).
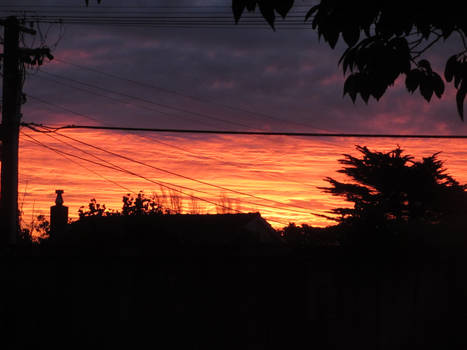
[{"x1": 18, "y1": 130, "x2": 467, "y2": 229}]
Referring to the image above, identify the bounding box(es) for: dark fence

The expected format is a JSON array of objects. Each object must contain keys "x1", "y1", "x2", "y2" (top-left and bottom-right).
[{"x1": 2, "y1": 248, "x2": 466, "y2": 349}]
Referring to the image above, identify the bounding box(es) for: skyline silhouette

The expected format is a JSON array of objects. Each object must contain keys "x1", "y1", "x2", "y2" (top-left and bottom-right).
[
  {"x1": 3, "y1": 3, "x2": 467, "y2": 350},
  {"x1": 2, "y1": 1, "x2": 467, "y2": 234}
]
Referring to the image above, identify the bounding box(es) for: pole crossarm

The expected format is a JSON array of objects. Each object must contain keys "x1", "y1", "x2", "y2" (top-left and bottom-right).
[
  {"x1": 0, "y1": 18, "x2": 37, "y2": 35},
  {"x1": 20, "y1": 47, "x2": 54, "y2": 64},
  {"x1": 20, "y1": 48, "x2": 53, "y2": 57}
]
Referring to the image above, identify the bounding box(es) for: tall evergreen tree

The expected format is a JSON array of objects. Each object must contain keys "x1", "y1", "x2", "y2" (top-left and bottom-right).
[{"x1": 321, "y1": 146, "x2": 467, "y2": 225}]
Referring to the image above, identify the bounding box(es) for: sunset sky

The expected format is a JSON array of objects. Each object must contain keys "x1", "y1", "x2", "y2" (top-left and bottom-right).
[{"x1": 2, "y1": 0, "x2": 467, "y2": 228}]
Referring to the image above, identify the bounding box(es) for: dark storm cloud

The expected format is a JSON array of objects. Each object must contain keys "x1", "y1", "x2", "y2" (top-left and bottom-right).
[{"x1": 3, "y1": 0, "x2": 467, "y2": 134}]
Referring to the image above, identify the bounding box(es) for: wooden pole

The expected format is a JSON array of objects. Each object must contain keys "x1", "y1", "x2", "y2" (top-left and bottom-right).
[{"x1": 1, "y1": 16, "x2": 21, "y2": 248}]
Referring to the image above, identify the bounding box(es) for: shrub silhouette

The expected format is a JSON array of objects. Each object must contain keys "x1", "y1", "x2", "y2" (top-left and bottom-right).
[
  {"x1": 19, "y1": 214, "x2": 50, "y2": 244},
  {"x1": 78, "y1": 198, "x2": 108, "y2": 218},
  {"x1": 78, "y1": 191, "x2": 164, "y2": 218},
  {"x1": 320, "y1": 145, "x2": 467, "y2": 227},
  {"x1": 122, "y1": 192, "x2": 164, "y2": 216}
]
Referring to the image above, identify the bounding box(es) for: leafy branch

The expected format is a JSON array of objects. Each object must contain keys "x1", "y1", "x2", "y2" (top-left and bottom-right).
[{"x1": 232, "y1": 0, "x2": 467, "y2": 120}]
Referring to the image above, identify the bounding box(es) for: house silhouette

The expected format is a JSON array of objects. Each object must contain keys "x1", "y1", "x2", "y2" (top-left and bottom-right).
[{"x1": 47, "y1": 212, "x2": 286, "y2": 256}]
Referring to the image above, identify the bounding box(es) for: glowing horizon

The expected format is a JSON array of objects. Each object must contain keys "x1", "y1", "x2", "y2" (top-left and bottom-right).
[
  {"x1": 17, "y1": 128, "x2": 467, "y2": 229},
  {"x1": 2, "y1": 0, "x2": 467, "y2": 232}
]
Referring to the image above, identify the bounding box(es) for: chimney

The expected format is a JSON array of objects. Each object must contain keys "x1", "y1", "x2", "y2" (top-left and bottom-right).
[{"x1": 50, "y1": 190, "x2": 68, "y2": 235}]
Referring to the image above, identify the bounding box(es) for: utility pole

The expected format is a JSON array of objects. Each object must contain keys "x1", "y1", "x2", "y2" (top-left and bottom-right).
[
  {"x1": 0, "y1": 16, "x2": 52, "y2": 250},
  {"x1": 1, "y1": 16, "x2": 22, "y2": 249}
]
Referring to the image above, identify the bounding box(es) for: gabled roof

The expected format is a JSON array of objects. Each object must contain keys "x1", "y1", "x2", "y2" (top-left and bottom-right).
[{"x1": 61, "y1": 212, "x2": 284, "y2": 255}]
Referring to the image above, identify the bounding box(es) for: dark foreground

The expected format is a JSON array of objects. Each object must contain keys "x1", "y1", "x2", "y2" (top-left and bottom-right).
[{"x1": 2, "y1": 244, "x2": 467, "y2": 350}]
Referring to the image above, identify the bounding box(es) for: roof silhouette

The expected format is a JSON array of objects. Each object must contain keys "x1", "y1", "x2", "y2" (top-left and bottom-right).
[{"x1": 47, "y1": 212, "x2": 286, "y2": 256}]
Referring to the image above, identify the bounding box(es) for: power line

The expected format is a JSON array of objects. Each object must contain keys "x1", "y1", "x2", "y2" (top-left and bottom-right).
[
  {"x1": 25, "y1": 126, "x2": 298, "y2": 224},
  {"x1": 3, "y1": 15, "x2": 309, "y2": 20},
  {"x1": 0, "y1": 5, "x2": 313, "y2": 9},
  {"x1": 29, "y1": 75, "x2": 218, "y2": 128},
  {"x1": 24, "y1": 93, "x2": 322, "y2": 189},
  {"x1": 39, "y1": 127, "x2": 234, "y2": 199},
  {"x1": 0, "y1": 5, "x2": 302, "y2": 8},
  {"x1": 26, "y1": 94, "x2": 102, "y2": 124},
  {"x1": 25, "y1": 92, "x2": 239, "y2": 164},
  {"x1": 13, "y1": 18, "x2": 311, "y2": 24},
  {"x1": 16, "y1": 22, "x2": 313, "y2": 30},
  {"x1": 35, "y1": 127, "x2": 294, "y2": 217},
  {"x1": 0, "y1": 14, "x2": 311, "y2": 21},
  {"x1": 0, "y1": 17, "x2": 314, "y2": 30},
  {"x1": 26, "y1": 123, "x2": 320, "y2": 218},
  {"x1": 1, "y1": 15, "x2": 315, "y2": 30},
  {"x1": 24, "y1": 88, "x2": 335, "y2": 179},
  {"x1": 29, "y1": 24, "x2": 313, "y2": 31},
  {"x1": 23, "y1": 127, "x2": 217, "y2": 198},
  {"x1": 2, "y1": 12, "x2": 311, "y2": 18},
  {"x1": 43, "y1": 127, "x2": 320, "y2": 216},
  {"x1": 31, "y1": 127, "x2": 175, "y2": 186},
  {"x1": 54, "y1": 57, "x2": 333, "y2": 133},
  {"x1": 23, "y1": 131, "x2": 292, "y2": 226},
  {"x1": 4, "y1": 14, "x2": 310, "y2": 18},
  {"x1": 27, "y1": 123, "x2": 467, "y2": 139},
  {"x1": 38, "y1": 70, "x2": 255, "y2": 129},
  {"x1": 30, "y1": 69, "x2": 339, "y2": 152},
  {"x1": 20, "y1": 131, "x2": 256, "y2": 219},
  {"x1": 20, "y1": 131, "x2": 137, "y2": 195}
]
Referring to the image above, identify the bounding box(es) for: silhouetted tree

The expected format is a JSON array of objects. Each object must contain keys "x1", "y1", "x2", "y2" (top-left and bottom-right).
[
  {"x1": 280, "y1": 222, "x2": 340, "y2": 248},
  {"x1": 280, "y1": 223, "x2": 305, "y2": 247},
  {"x1": 122, "y1": 191, "x2": 163, "y2": 216},
  {"x1": 78, "y1": 198, "x2": 108, "y2": 218},
  {"x1": 18, "y1": 214, "x2": 50, "y2": 244},
  {"x1": 233, "y1": 1, "x2": 467, "y2": 119},
  {"x1": 321, "y1": 145, "x2": 467, "y2": 226},
  {"x1": 78, "y1": 192, "x2": 164, "y2": 219}
]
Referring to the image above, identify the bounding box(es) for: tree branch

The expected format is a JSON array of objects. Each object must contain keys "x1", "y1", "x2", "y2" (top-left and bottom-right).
[
  {"x1": 411, "y1": 33, "x2": 443, "y2": 61},
  {"x1": 457, "y1": 29, "x2": 467, "y2": 51}
]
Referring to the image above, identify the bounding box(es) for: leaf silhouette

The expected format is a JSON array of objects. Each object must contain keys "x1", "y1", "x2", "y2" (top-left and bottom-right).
[
  {"x1": 245, "y1": 0, "x2": 256, "y2": 11},
  {"x1": 445, "y1": 54, "x2": 458, "y2": 82},
  {"x1": 274, "y1": 0, "x2": 294, "y2": 19},
  {"x1": 343, "y1": 74, "x2": 358, "y2": 103},
  {"x1": 258, "y1": 1, "x2": 276, "y2": 29},
  {"x1": 418, "y1": 59, "x2": 432, "y2": 72},
  {"x1": 456, "y1": 81, "x2": 467, "y2": 121},
  {"x1": 323, "y1": 26, "x2": 340, "y2": 49},
  {"x1": 232, "y1": 0, "x2": 246, "y2": 23},
  {"x1": 405, "y1": 70, "x2": 421, "y2": 93},
  {"x1": 231, "y1": 2, "x2": 467, "y2": 121},
  {"x1": 454, "y1": 70, "x2": 463, "y2": 89},
  {"x1": 419, "y1": 76, "x2": 434, "y2": 102},
  {"x1": 340, "y1": 47, "x2": 357, "y2": 74},
  {"x1": 432, "y1": 72, "x2": 445, "y2": 98},
  {"x1": 342, "y1": 26, "x2": 360, "y2": 47},
  {"x1": 305, "y1": 5, "x2": 320, "y2": 21}
]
